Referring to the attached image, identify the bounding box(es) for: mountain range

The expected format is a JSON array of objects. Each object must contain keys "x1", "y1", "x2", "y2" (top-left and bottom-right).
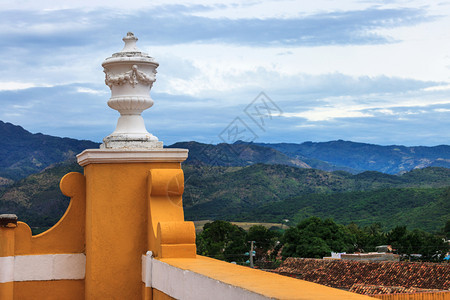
[
  {"x1": 0, "y1": 120, "x2": 449, "y2": 232},
  {"x1": 169, "y1": 140, "x2": 450, "y2": 175},
  {"x1": 0, "y1": 121, "x2": 98, "y2": 182},
  {"x1": 2, "y1": 120, "x2": 450, "y2": 183},
  {"x1": 254, "y1": 140, "x2": 450, "y2": 174}
]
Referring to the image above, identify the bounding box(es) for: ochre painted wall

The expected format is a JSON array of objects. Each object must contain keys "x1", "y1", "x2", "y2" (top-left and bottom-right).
[
  {"x1": 14, "y1": 280, "x2": 85, "y2": 300},
  {"x1": 84, "y1": 162, "x2": 180, "y2": 300},
  {"x1": 0, "y1": 282, "x2": 13, "y2": 300},
  {"x1": 153, "y1": 288, "x2": 176, "y2": 300}
]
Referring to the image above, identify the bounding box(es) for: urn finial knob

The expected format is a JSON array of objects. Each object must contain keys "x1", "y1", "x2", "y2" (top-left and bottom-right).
[{"x1": 120, "y1": 32, "x2": 140, "y2": 53}]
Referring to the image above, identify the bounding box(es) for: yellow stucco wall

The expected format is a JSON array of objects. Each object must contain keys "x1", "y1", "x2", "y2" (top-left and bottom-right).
[
  {"x1": 153, "y1": 288, "x2": 176, "y2": 300},
  {"x1": 84, "y1": 162, "x2": 182, "y2": 299},
  {"x1": 14, "y1": 280, "x2": 85, "y2": 300}
]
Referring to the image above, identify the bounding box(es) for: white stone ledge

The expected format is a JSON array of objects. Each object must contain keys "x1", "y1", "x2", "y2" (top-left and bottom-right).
[
  {"x1": 142, "y1": 253, "x2": 270, "y2": 300},
  {"x1": 0, "y1": 256, "x2": 14, "y2": 283},
  {"x1": 77, "y1": 148, "x2": 188, "y2": 166},
  {"x1": 0, "y1": 254, "x2": 86, "y2": 283}
]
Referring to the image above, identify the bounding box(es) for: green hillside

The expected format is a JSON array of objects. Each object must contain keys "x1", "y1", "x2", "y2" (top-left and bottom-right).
[
  {"x1": 182, "y1": 165, "x2": 450, "y2": 231},
  {"x1": 236, "y1": 187, "x2": 450, "y2": 232},
  {"x1": 1, "y1": 158, "x2": 449, "y2": 232},
  {"x1": 0, "y1": 161, "x2": 83, "y2": 227}
]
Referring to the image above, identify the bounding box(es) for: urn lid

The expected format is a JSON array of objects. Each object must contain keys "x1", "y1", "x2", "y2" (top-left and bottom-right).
[{"x1": 102, "y1": 32, "x2": 159, "y2": 67}]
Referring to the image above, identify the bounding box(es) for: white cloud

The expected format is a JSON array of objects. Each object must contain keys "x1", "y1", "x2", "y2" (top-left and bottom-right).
[
  {"x1": 285, "y1": 108, "x2": 374, "y2": 121},
  {"x1": 76, "y1": 87, "x2": 108, "y2": 95},
  {"x1": 281, "y1": 89, "x2": 450, "y2": 122},
  {"x1": 0, "y1": 0, "x2": 369, "y2": 15},
  {"x1": 375, "y1": 109, "x2": 395, "y2": 115},
  {"x1": 0, "y1": 82, "x2": 53, "y2": 91},
  {"x1": 434, "y1": 108, "x2": 450, "y2": 113},
  {"x1": 12, "y1": 104, "x2": 34, "y2": 109},
  {"x1": 423, "y1": 85, "x2": 450, "y2": 92}
]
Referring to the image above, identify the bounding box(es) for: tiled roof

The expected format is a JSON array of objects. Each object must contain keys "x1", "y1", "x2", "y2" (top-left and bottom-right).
[
  {"x1": 274, "y1": 258, "x2": 450, "y2": 290},
  {"x1": 349, "y1": 284, "x2": 441, "y2": 295}
]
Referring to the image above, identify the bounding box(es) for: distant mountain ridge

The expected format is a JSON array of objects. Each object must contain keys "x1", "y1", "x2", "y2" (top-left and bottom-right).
[
  {"x1": 1, "y1": 120, "x2": 449, "y2": 183},
  {"x1": 0, "y1": 121, "x2": 99, "y2": 181},
  {"x1": 252, "y1": 140, "x2": 450, "y2": 174},
  {"x1": 0, "y1": 120, "x2": 449, "y2": 232},
  {"x1": 168, "y1": 141, "x2": 311, "y2": 168}
]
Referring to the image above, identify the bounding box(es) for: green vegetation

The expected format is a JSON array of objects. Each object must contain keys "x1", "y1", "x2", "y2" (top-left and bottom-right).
[
  {"x1": 0, "y1": 122, "x2": 449, "y2": 234},
  {"x1": 193, "y1": 220, "x2": 285, "y2": 232},
  {"x1": 197, "y1": 218, "x2": 449, "y2": 263},
  {"x1": 1, "y1": 161, "x2": 449, "y2": 233},
  {"x1": 247, "y1": 225, "x2": 280, "y2": 261},
  {"x1": 240, "y1": 187, "x2": 450, "y2": 232},
  {"x1": 196, "y1": 220, "x2": 280, "y2": 263},
  {"x1": 0, "y1": 161, "x2": 83, "y2": 227},
  {"x1": 184, "y1": 164, "x2": 450, "y2": 232},
  {"x1": 196, "y1": 220, "x2": 248, "y2": 262},
  {"x1": 282, "y1": 217, "x2": 356, "y2": 259}
]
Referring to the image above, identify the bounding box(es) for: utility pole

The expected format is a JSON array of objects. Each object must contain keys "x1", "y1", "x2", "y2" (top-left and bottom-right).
[{"x1": 250, "y1": 240, "x2": 255, "y2": 268}]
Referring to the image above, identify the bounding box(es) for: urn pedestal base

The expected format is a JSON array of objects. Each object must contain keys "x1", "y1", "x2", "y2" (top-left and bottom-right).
[{"x1": 101, "y1": 115, "x2": 163, "y2": 149}]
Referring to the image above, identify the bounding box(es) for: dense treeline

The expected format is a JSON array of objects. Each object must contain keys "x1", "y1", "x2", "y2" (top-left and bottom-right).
[
  {"x1": 196, "y1": 218, "x2": 450, "y2": 264},
  {"x1": 235, "y1": 186, "x2": 450, "y2": 232}
]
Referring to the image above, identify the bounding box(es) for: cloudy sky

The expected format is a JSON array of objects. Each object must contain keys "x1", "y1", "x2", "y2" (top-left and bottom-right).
[{"x1": 1, "y1": 0, "x2": 450, "y2": 146}]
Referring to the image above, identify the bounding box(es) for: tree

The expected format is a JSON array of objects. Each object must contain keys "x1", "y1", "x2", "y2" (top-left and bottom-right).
[
  {"x1": 442, "y1": 220, "x2": 450, "y2": 238},
  {"x1": 247, "y1": 225, "x2": 279, "y2": 261},
  {"x1": 196, "y1": 220, "x2": 247, "y2": 262},
  {"x1": 282, "y1": 217, "x2": 356, "y2": 258},
  {"x1": 346, "y1": 223, "x2": 389, "y2": 252},
  {"x1": 347, "y1": 223, "x2": 368, "y2": 252},
  {"x1": 363, "y1": 223, "x2": 387, "y2": 251},
  {"x1": 386, "y1": 226, "x2": 449, "y2": 261}
]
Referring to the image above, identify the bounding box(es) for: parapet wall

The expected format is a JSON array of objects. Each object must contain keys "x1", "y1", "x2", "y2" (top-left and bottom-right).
[
  {"x1": 0, "y1": 172, "x2": 86, "y2": 299},
  {"x1": 0, "y1": 164, "x2": 376, "y2": 299}
]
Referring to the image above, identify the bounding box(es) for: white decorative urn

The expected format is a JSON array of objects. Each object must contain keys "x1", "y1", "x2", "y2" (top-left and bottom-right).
[{"x1": 101, "y1": 32, "x2": 162, "y2": 149}]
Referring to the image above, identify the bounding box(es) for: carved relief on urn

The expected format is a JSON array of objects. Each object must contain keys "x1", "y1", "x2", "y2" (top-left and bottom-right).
[{"x1": 101, "y1": 32, "x2": 162, "y2": 149}]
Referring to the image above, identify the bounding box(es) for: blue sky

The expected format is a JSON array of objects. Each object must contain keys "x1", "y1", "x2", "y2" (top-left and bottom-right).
[{"x1": 1, "y1": 0, "x2": 449, "y2": 146}]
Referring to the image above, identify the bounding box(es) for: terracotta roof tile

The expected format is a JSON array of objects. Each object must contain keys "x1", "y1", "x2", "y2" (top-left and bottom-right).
[{"x1": 274, "y1": 258, "x2": 450, "y2": 291}]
